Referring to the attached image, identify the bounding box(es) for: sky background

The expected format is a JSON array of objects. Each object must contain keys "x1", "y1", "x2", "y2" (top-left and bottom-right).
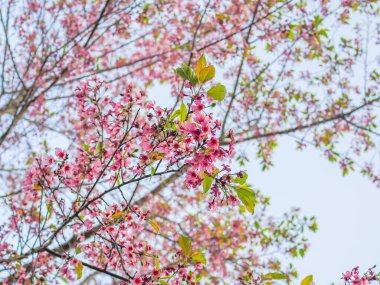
[{"x1": 246, "y1": 137, "x2": 380, "y2": 284}]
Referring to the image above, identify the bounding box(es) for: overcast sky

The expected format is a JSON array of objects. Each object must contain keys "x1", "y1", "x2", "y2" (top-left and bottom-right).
[{"x1": 246, "y1": 137, "x2": 380, "y2": 284}]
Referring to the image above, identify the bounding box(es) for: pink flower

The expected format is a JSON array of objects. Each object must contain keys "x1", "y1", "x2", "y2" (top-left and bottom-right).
[
  {"x1": 184, "y1": 80, "x2": 192, "y2": 89},
  {"x1": 361, "y1": 278, "x2": 370, "y2": 285},
  {"x1": 178, "y1": 268, "x2": 187, "y2": 277},
  {"x1": 192, "y1": 102, "x2": 204, "y2": 113},
  {"x1": 132, "y1": 275, "x2": 143, "y2": 285},
  {"x1": 44, "y1": 155, "x2": 55, "y2": 166},
  {"x1": 55, "y1": 148, "x2": 66, "y2": 160},
  {"x1": 152, "y1": 269, "x2": 161, "y2": 278},
  {"x1": 207, "y1": 137, "x2": 219, "y2": 150},
  {"x1": 228, "y1": 195, "x2": 240, "y2": 206},
  {"x1": 139, "y1": 154, "x2": 149, "y2": 164},
  {"x1": 63, "y1": 164, "x2": 72, "y2": 175},
  {"x1": 84, "y1": 219, "x2": 93, "y2": 230},
  {"x1": 127, "y1": 245, "x2": 134, "y2": 252},
  {"x1": 343, "y1": 271, "x2": 352, "y2": 280}
]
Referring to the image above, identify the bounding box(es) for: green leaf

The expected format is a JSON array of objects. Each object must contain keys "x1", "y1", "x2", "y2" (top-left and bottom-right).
[
  {"x1": 155, "y1": 255, "x2": 160, "y2": 270},
  {"x1": 143, "y1": 3, "x2": 150, "y2": 13},
  {"x1": 314, "y1": 15, "x2": 323, "y2": 27},
  {"x1": 180, "y1": 101, "x2": 187, "y2": 124},
  {"x1": 112, "y1": 211, "x2": 126, "y2": 220},
  {"x1": 170, "y1": 109, "x2": 180, "y2": 120},
  {"x1": 33, "y1": 183, "x2": 43, "y2": 191},
  {"x1": 83, "y1": 144, "x2": 91, "y2": 154},
  {"x1": 199, "y1": 65, "x2": 215, "y2": 83},
  {"x1": 234, "y1": 184, "x2": 256, "y2": 213},
  {"x1": 196, "y1": 54, "x2": 207, "y2": 77},
  {"x1": 43, "y1": 140, "x2": 49, "y2": 153},
  {"x1": 192, "y1": 251, "x2": 206, "y2": 264},
  {"x1": 149, "y1": 219, "x2": 160, "y2": 233},
  {"x1": 150, "y1": 166, "x2": 155, "y2": 176},
  {"x1": 178, "y1": 235, "x2": 192, "y2": 257},
  {"x1": 95, "y1": 57, "x2": 100, "y2": 71},
  {"x1": 75, "y1": 261, "x2": 83, "y2": 280},
  {"x1": 207, "y1": 83, "x2": 226, "y2": 101},
  {"x1": 97, "y1": 142, "x2": 102, "y2": 152},
  {"x1": 234, "y1": 172, "x2": 248, "y2": 185},
  {"x1": 202, "y1": 173, "x2": 213, "y2": 193},
  {"x1": 175, "y1": 65, "x2": 198, "y2": 86},
  {"x1": 239, "y1": 205, "x2": 246, "y2": 213},
  {"x1": 301, "y1": 275, "x2": 313, "y2": 285},
  {"x1": 263, "y1": 272, "x2": 289, "y2": 280},
  {"x1": 47, "y1": 202, "x2": 53, "y2": 220},
  {"x1": 319, "y1": 28, "x2": 328, "y2": 38},
  {"x1": 75, "y1": 246, "x2": 81, "y2": 255}
]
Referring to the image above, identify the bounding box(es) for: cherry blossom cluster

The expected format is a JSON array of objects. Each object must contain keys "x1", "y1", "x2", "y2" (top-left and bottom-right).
[
  {"x1": 0, "y1": 76, "x2": 248, "y2": 283},
  {"x1": 342, "y1": 266, "x2": 379, "y2": 285}
]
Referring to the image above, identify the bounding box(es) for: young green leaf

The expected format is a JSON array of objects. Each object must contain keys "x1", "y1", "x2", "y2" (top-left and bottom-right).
[
  {"x1": 112, "y1": 211, "x2": 126, "y2": 220},
  {"x1": 301, "y1": 275, "x2": 314, "y2": 285},
  {"x1": 192, "y1": 251, "x2": 206, "y2": 264},
  {"x1": 47, "y1": 202, "x2": 53, "y2": 220},
  {"x1": 202, "y1": 173, "x2": 213, "y2": 193},
  {"x1": 178, "y1": 235, "x2": 192, "y2": 257},
  {"x1": 234, "y1": 184, "x2": 256, "y2": 213},
  {"x1": 33, "y1": 183, "x2": 43, "y2": 191},
  {"x1": 196, "y1": 54, "x2": 207, "y2": 77},
  {"x1": 149, "y1": 219, "x2": 160, "y2": 233},
  {"x1": 199, "y1": 65, "x2": 215, "y2": 83},
  {"x1": 174, "y1": 65, "x2": 198, "y2": 86},
  {"x1": 150, "y1": 166, "x2": 155, "y2": 176},
  {"x1": 207, "y1": 83, "x2": 226, "y2": 101},
  {"x1": 180, "y1": 101, "x2": 187, "y2": 123},
  {"x1": 154, "y1": 255, "x2": 160, "y2": 270},
  {"x1": 170, "y1": 109, "x2": 180, "y2": 120},
  {"x1": 262, "y1": 272, "x2": 289, "y2": 281},
  {"x1": 234, "y1": 172, "x2": 248, "y2": 185},
  {"x1": 75, "y1": 261, "x2": 83, "y2": 280}
]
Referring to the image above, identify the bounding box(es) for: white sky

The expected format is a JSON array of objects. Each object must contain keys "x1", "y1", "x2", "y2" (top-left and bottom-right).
[{"x1": 247, "y1": 137, "x2": 380, "y2": 284}]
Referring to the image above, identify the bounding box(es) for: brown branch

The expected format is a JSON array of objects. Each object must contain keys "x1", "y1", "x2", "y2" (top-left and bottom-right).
[
  {"x1": 343, "y1": 117, "x2": 380, "y2": 137},
  {"x1": 83, "y1": 0, "x2": 112, "y2": 48},
  {"x1": 44, "y1": 248, "x2": 131, "y2": 282},
  {"x1": 223, "y1": 96, "x2": 380, "y2": 145},
  {"x1": 196, "y1": 0, "x2": 293, "y2": 53},
  {"x1": 220, "y1": 0, "x2": 261, "y2": 139}
]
